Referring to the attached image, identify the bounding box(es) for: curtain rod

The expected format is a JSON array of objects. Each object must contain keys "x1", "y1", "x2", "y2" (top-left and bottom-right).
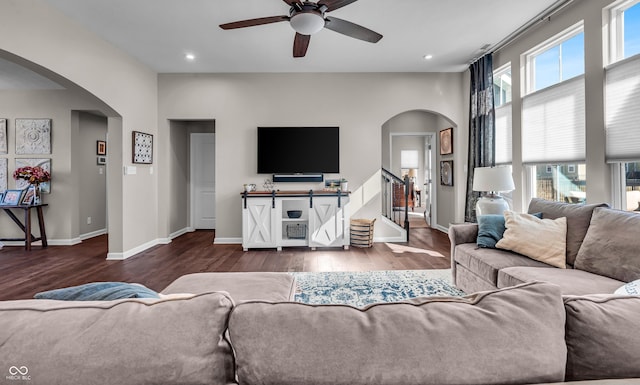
[{"x1": 490, "y1": 0, "x2": 575, "y2": 54}]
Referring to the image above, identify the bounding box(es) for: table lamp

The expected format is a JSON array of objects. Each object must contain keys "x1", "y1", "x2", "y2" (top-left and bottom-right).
[{"x1": 472, "y1": 166, "x2": 515, "y2": 216}]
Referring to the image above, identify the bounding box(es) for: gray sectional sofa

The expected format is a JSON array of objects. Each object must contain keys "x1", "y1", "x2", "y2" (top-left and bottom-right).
[
  {"x1": 449, "y1": 198, "x2": 640, "y2": 295},
  {"x1": 1, "y1": 270, "x2": 640, "y2": 384}
]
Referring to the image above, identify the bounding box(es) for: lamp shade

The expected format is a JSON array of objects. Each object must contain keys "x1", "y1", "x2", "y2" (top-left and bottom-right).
[{"x1": 473, "y1": 166, "x2": 515, "y2": 192}]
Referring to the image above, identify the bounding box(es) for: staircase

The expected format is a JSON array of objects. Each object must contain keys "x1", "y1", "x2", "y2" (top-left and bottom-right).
[{"x1": 381, "y1": 168, "x2": 410, "y2": 241}]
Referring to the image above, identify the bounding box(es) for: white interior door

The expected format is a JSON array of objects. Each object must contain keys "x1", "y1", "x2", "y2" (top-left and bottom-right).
[{"x1": 191, "y1": 133, "x2": 215, "y2": 229}]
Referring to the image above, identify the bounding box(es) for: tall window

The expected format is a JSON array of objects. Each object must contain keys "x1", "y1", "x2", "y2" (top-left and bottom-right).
[
  {"x1": 606, "y1": 0, "x2": 640, "y2": 211},
  {"x1": 608, "y1": 0, "x2": 640, "y2": 63},
  {"x1": 526, "y1": 24, "x2": 585, "y2": 93},
  {"x1": 493, "y1": 64, "x2": 512, "y2": 165},
  {"x1": 522, "y1": 22, "x2": 586, "y2": 203}
]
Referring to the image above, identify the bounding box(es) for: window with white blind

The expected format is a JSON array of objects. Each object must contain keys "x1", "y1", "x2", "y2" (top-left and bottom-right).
[
  {"x1": 522, "y1": 75, "x2": 586, "y2": 164},
  {"x1": 521, "y1": 23, "x2": 586, "y2": 203},
  {"x1": 493, "y1": 63, "x2": 512, "y2": 165},
  {"x1": 605, "y1": 54, "x2": 640, "y2": 162},
  {"x1": 400, "y1": 150, "x2": 419, "y2": 169},
  {"x1": 606, "y1": 0, "x2": 640, "y2": 63}
]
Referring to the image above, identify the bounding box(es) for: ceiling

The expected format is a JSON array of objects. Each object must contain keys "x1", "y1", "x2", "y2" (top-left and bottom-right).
[{"x1": 1, "y1": 0, "x2": 562, "y2": 89}]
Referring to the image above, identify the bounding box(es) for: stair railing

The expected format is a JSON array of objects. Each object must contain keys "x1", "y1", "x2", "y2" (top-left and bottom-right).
[{"x1": 381, "y1": 167, "x2": 410, "y2": 240}]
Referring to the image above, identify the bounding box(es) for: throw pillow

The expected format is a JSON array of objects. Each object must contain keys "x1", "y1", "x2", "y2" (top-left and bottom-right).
[
  {"x1": 614, "y1": 279, "x2": 640, "y2": 295},
  {"x1": 574, "y1": 207, "x2": 640, "y2": 283},
  {"x1": 496, "y1": 211, "x2": 567, "y2": 268},
  {"x1": 34, "y1": 282, "x2": 160, "y2": 300},
  {"x1": 477, "y1": 212, "x2": 543, "y2": 248}
]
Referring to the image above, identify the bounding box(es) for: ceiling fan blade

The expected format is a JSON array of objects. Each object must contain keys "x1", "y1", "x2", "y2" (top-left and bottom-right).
[
  {"x1": 318, "y1": 0, "x2": 358, "y2": 12},
  {"x1": 324, "y1": 16, "x2": 382, "y2": 43},
  {"x1": 293, "y1": 33, "x2": 311, "y2": 57},
  {"x1": 220, "y1": 15, "x2": 289, "y2": 30},
  {"x1": 282, "y1": 0, "x2": 300, "y2": 5}
]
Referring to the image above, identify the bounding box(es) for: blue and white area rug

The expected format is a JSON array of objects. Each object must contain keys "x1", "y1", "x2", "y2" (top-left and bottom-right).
[{"x1": 290, "y1": 269, "x2": 465, "y2": 307}]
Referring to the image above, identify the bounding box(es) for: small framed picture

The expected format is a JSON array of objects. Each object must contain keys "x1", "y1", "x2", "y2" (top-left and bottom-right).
[
  {"x1": 440, "y1": 127, "x2": 453, "y2": 156},
  {"x1": 97, "y1": 156, "x2": 107, "y2": 165},
  {"x1": 1, "y1": 189, "x2": 24, "y2": 205},
  {"x1": 20, "y1": 186, "x2": 36, "y2": 205},
  {"x1": 440, "y1": 160, "x2": 454, "y2": 186},
  {"x1": 0, "y1": 192, "x2": 4, "y2": 203},
  {"x1": 132, "y1": 131, "x2": 153, "y2": 164},
  {"x1": 97, "y1": 140, "x2": 107, "y2": 155}
]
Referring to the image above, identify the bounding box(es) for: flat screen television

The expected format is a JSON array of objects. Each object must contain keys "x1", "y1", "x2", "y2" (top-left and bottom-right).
[{"x1": 257, "y1": 127, "x2": 340, "y2": 174}]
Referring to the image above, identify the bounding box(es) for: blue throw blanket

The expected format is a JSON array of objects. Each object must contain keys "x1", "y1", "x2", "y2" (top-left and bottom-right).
[{"x1": 34, "y1": 282, "x2": 160, "y2": 300}]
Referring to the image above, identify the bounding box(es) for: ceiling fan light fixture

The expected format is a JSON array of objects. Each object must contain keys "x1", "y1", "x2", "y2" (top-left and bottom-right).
[{"x1": 290, "y1": 12, "x2": 325, "y2": 35}]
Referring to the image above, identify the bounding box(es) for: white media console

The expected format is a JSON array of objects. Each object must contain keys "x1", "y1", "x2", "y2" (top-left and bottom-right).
[{"x1": 241, "y1": 190, "x2": 350, "y2": 251}]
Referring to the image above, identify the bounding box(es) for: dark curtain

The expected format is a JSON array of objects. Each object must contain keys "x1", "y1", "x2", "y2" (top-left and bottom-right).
[{"x1": 465, "y1": 54, "x2": 495, "y2": 223}]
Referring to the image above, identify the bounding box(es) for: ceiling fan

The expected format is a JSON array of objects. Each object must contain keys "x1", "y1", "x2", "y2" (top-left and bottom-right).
[{"x1": 219, "y1": 0, "x2": 383, "y2": 58}]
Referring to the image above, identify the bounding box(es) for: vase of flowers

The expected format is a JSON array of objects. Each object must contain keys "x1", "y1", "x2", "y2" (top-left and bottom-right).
[{"x1": 13, "y1": 166, "x2": 50, "y2": 204}]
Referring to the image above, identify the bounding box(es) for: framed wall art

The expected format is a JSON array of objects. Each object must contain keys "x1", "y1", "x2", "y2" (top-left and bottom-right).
[
  {"x1": 1, "y1": 189, "x2": 23, "y2": 205},
  {"x1": 132, "y1": 131, "x2": 153, "y2": 164},
  {"x1": 97, "y1": 140, "x2": 107, "y2": 155},
  {"x1": 15, "y1": 118, "x2": 51, "y2": 155},
  {"x1": 97, "y1": 156, "x2": 107, "y2": 165},
  {"x1": 0, "y1": 118, "x2": 7, "y2": 154},
  {"x1": 440, "y1": 127, "x2": 453, "y2": 156},
  {"x1": 0, "y1": 158, "x2": 7, "y2": 193},
  {"x1": 15, "y1": 158, "x2": 51, "y2": 193},
  {"x1": 440, "y1": 160, "x2": 454, "y2": 186}
]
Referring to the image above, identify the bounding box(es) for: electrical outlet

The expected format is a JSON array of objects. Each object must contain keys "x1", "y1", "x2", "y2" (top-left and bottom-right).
[{"x1": 87, "y1": 217, "x2": 92, "y2": 225}]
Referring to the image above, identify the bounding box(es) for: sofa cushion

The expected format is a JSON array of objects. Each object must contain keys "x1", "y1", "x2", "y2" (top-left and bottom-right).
[
  {"x1": 574, "y1": 207, "x2": 640, "y2": 283},
  {"x1": 564, "y1": 294, "x2": 640, "y2": 381},
  {"x1": 161, "y1": 272, "x2": 296, "y2": 302},
  {"x1": 454, "y1": 243, "x2": 550, "y2": 285},
  {"x1": 0, "y1": 292, "x2": 236, "y2": 385},
  {"x1": 496, "y1": 211, "x2": 567, "y2": 268},
  {"x1": 498, "y1": 266, "x2": 624, "y2": 295},
  {"x1": 228, "y1": 282, "x2": 567, "y2": 385},
  {"x1": 34, "y1": 282, "x2": 160, "y2": 300},
  {"x1": 477, "y1": 212, "x2": 543, "y2": 248},
  {"x1": 527, "y1": 198, "x2": 608, "y2": 266},
  {"x1": 615, "y1": 279, "x2": 640, "y2": 295}
]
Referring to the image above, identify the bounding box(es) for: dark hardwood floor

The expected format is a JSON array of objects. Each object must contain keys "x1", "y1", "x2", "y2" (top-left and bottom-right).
[{"x1": 0, "y1": 226, "x2": 451, "y2": 301}]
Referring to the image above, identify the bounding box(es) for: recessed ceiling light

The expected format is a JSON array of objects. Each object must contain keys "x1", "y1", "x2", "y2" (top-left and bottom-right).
[
  {"x1": 423, "y1": 54, "x2": 433, "y2": 60},
  {"x1": 185, "y1": 53, "x2": 196, "y2": 61}
]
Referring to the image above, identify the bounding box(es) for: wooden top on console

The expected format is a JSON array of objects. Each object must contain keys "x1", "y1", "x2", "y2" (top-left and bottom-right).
[{"x1": 240, "y1": 190, "x2": 350, "y2": 197}]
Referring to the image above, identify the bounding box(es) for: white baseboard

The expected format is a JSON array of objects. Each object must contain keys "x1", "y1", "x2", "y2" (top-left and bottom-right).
[
  {"x1": 373, "y1": 236, "x2": 407, "y2": 243},
  {"x1": 80, "y1": 228, "x2": 107, "y2": 241},
  {"x1": 106, "y1": 238, "x2": 162, "y2": 260},
  {"x1": 170, "y1": 227, "x2": 195, "y2": 240},
  {"x1": 1, "y1": 238, "x2": 82, "y2": 246},
  {"x1": 214, "y1": 237, "x2": 242, "y2": 245}
]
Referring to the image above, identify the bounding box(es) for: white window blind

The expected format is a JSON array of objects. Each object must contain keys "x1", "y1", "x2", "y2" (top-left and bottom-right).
[
  {"x1": 522, "y1": 75, "x2": 585, "y2": 164},
  {"x1": 605, "y1": 54, "x2": 640, "y2": 162},
  {"x1": 400, "y1": 150, "x2": 419, "y2": 168},
  {"x1": 495, "y1": 103, "x2": 512, "y2": 164}
]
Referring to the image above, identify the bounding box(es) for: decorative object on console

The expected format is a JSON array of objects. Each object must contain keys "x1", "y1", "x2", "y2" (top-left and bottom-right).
[
  {"x1": 440, "y1": 160, "x2": 453, "y2": 186},
  {"x1": 286, "y1": 210, "x2": 302, "y2": 218},
  {"x1": 1, "y1": 189, "x2": 23, "y2": 205},
  {"x1": 263, "y1": 178, "x2": 275, "y2": 191},
  {"x1": 15, "y1": 118, "x2": 51, "y2": 154},
  {"x1": 472, "y1": 166, "x2": 515, "y2": 216},
  {"x1": 243, "y1": 184, "x2": 256, "y2": 192},
  {"x1": 0, "y1": 118, "x2": 7, "y2": 154},
  {"x1": 132, "y1": 131, "x2": 153, "y2": 164},
  {"x1": 96, "y1": 140, "x2": 107, "y2": 155},
  {"x1": 439, "y1": 127, "x2": 453, "y2": 155},
  {"x1": 20, "y1": 185, "x2": 36, "y2": 205},
  {"x1": 14, "y1": 159, "x2": 51, "y2": 194}
]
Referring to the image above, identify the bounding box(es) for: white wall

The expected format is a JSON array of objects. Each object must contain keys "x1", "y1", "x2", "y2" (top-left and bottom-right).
[
  {"x1": 493, "y1": 0, "x2": 615, "y2": 210},
  {"x1": 0, "y1": 0, "x2": 158, "y2": 256},
  {"x1": 0, "y1": 90, "x2": 109, "y2": 243},
  {"x1": 158, "y1": 73, "x2": 467, "y2": 241}
]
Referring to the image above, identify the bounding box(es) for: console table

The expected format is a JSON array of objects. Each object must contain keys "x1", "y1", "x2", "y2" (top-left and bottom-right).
[
  {"x1": 0, "y1": 204, "x2": 48, "y2": 251},
  {"x1": 241, "y1": 190, "x2": 350, "y2": 251}
]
